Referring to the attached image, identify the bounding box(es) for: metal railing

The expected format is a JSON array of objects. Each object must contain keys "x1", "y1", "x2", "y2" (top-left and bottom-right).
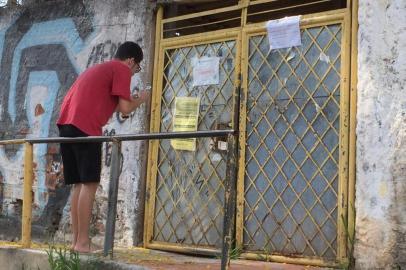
[{"x1": 0, "y1": 129, "x2": 238, "y2": 269}]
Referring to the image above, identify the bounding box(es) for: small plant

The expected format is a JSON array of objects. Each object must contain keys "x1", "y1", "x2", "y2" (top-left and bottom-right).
[
  {"x1": 46, "y1": 246, "x2": 100, "y2": 270},
  {"x1": 216, "y1": 242, "x2": 243, "y2": 260},
  {"x1": 341, "y1": 203, "x2": 356, "y2": 270},
  {"x1": 257, "y1": 237, "x2": 273, "y2": 262},
  {"x1": 228, "y1": 245, "x2": 243, "y2": 260}
]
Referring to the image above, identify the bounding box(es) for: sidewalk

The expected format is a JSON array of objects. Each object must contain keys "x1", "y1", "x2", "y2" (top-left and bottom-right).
[
  {"x1": 106, "y1": 247, "x2": 330, "y2": 270},
  {"x1": 0, "y1": 243, "x2": 332, "y2": 270}
]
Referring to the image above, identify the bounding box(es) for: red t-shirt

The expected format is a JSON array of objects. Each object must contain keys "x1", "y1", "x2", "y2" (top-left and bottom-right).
[{"x1": 57, "y1": 60, "x2": 132, "y2": 135}]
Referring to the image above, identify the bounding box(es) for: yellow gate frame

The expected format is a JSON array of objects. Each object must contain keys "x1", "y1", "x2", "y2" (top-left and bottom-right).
[
  {"x1": 236, "y1": 10, "x2": 351, "y2": 267},
  {"x1": 145, "y1": 0, "x2": 358, "y2": 267},
  {"x1": 144, "y1": 25, "x2": 242, "y2": 254}
]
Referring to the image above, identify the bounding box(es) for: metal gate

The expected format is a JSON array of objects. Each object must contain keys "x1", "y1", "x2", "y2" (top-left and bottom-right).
[
  {"x1": 236, "y1": 12, "x2": 350, "y2": 266},
  {"x1": 144, "y1": 30, "x2": 241, "y2": 253},
  {"x1": 146, "y1": 2, "x2": 354, "y2": 267}
]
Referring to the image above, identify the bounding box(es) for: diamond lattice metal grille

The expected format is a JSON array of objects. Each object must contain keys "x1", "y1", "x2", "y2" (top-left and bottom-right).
[
  {"x1": 153, "y1": 40, "x2": 236, "y2": 248},
  {"x1": 243, "y1": 24, "x2": 342, "y2": 258}
]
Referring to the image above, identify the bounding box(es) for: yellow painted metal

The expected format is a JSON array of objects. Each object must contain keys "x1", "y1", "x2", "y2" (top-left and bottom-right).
[
  {"x1": 161, "y1": 28, "x2": 241, "y2": 49},
  {"x1": 240, "y1": 0, "x2": 249, "y2": 26},
  {"x1": 241, "y1": 252, "x2": 343, "y2": 268},
  {"x1": 236, "y1": 10, "x2": 351, "y2": 264},
  {"x1": 144, "y1": 4, "x2": 164, "y2": 248},
  {"x1": 247, "y1": 0, "x2": 334, "y2": 17},
  {"x1": 21, "y1": 142, "x2": 33, "y2": 248},
  {"x1": 146, "y1": 32, "x2": 239, "y2": 252},
  {"x1": 143, "y1": 37, "x2": 163, "y2": 247},
  {"x1": 236, "y1": 11, "x2": 348, "y2": 255},
  {"x1": 231, "y1": 28, "x2": 244, "y2": 270},
  {"x1": 348, "y1": 0, "x2": 358, "y2": 257},
  {"x1": 0, "y1": 139, "x2": 26, "y2": 145},
  {"x1": 235, "y1": 27, "x2": 249, "y2": 249},
  {"x1": 336, "y1": 10, "x2": 351, "y2": 261},
  {"x1": 162, "y1": 4, "x2": 243, "y2": 24},
  {"x1": 161, "y1": 0, "x2": 340, "y2": 25},
  {"x1": 148, "y1": 242, "x2": 219, "y2": 257},
  {"x1": 247, "y1": 0, "x2": 279, "y2": 5},
  {"x1": 147, "y1": 0, "x2": 355, "y2": 266},
  {"x1": 163, "y1": 17, "x2": 241, "y2": 34},
  {"x1": 243, "y1": 9, "x2": 347, "y2": 33}
]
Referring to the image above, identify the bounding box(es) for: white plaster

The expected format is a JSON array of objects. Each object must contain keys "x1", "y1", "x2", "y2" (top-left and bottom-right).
[
  {"x1": 54, "y1": 0, "x2": 154, "y2": 248},
  {"x1": 355, "y1": 0, "x2": 406, "y2": 268}
]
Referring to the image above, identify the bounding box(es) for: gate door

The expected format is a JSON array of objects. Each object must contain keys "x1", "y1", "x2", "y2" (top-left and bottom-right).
[
  {"x1": 145, "y1": 31, "x2": 240, "y2": 254},
  {"x1": 237, "y1": 12, "x2": 350, "y2": 264}
]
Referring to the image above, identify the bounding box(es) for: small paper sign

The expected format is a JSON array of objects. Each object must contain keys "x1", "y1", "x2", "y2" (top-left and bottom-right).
[
  {"x1": 266, "y1": 16, "x2": 301, "y2": 50},
  {"x1": 171, "y1": 97, "x2": 200, "y2": 151},
  {"x1": 192, "y1": 57, "x2": 220, "y2": 87}
]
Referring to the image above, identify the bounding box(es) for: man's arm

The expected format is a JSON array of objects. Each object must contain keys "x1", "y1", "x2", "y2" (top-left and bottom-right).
[{"x1": 117, "y1": 90, "x2": 150, "y2": 115}]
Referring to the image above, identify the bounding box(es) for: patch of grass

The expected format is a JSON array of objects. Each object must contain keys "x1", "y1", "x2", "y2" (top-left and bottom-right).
[{"x1": 46, "y1": 246, "x2": 100, "y2": 270}]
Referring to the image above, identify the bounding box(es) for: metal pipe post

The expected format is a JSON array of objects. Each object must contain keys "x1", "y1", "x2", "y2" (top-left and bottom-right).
[
  {"x1": 221, "y1": 134, "x2": 238, "y2": 270},
  {"x1": 103, "y1": 140, "x2": 122, "y2": 257},
  {"x1": 22, "y1": 142, "x2": 33, "y2": 248}
]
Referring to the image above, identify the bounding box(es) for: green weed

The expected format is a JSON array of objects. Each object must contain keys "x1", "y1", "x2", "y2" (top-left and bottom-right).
[
  {"x1": 341, "y1": 203, "x2": 356, "y2": 269},
  {"x1": 46, "y1": 246, "x2": 100, "y2": 270}
]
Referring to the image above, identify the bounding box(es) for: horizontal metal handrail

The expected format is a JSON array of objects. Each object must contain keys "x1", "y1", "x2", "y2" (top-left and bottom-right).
[
  {"x1": 25, "y1": 130, "x2": 235, "y2": 144},
  {"x1": 0, "y1": 129, "x2": 237, "y2": 252},
  {"x1": 0, "y1": 130, "x2": 235, "y2": 145}
]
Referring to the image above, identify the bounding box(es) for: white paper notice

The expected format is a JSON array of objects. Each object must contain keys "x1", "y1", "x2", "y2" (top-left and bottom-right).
[
  {"x1": 192, "y1": 56, "x2": 220, "y2": 87},
  {"x1": 266, "y1": 16, "x2": 301, "y2": 50}
]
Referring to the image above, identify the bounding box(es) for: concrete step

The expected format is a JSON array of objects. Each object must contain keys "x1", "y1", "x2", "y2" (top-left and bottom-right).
[{"x1": 0, "y1": 245, "x2": 332, "y2": 270}]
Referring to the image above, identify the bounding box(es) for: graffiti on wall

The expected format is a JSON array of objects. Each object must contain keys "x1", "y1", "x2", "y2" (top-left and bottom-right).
[
  {"x1": 0, "y1": 1, "x2": 95, "y2": 233},
  {"x1": 87, "y1": 40, "x2": 121, "y2": 68}
]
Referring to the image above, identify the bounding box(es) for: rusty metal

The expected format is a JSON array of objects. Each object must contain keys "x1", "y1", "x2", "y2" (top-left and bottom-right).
[
  {"x1": 221, "y1": 135, "x2": 237, "y2": 270},
  {"x1": 221, "y1": 134, "x2": 239, "y2": 270},
  {"x1": 221, "y1": 36, "x2": 243, "y2": 268}
]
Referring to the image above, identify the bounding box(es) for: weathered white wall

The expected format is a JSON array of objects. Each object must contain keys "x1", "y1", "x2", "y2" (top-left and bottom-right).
[
  {"x1": 355, "y1": 0, "x2": 406, "y2": 268},
  {"x1": 0, "y1": 0, "x2": 155, "y2": 246}
]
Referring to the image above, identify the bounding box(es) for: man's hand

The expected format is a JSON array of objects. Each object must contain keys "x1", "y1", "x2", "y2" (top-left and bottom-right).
[
  {"x1": 118, "y1": 89, "x2": 150, "y2": 116},
  {"x1": 135, "y1": 90, "x2": 150, "y2": 103}
]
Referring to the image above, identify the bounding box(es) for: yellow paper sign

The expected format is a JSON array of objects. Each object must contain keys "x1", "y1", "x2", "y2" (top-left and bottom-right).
[{"x1": 171, "y1": 97, "x2": 200, "y2": 151}]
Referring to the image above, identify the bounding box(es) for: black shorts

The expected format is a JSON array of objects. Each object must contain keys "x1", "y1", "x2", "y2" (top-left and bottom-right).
[{"x1": 58, "y1": 124, "x2": 102, "y2": 185}]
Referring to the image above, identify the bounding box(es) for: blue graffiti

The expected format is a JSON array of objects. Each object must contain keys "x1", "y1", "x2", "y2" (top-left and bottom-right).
[
  {"x1": 0, "y1": 26, "x2": 8, "y2": 87},
  {"x1": 26, "y1": 71, "x2": 60, "y2": 203},
  {"x1": 8, "y1": 18, "x2": 91, "y2": 123},
  {"x1": 0, "y1": 15, "x2": 96, "y2": 210}
]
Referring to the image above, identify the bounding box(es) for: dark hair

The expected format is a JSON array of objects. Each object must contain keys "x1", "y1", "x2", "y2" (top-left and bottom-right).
[{"x1": 114, "y1": 41, "x2": 143, "y2": 63}]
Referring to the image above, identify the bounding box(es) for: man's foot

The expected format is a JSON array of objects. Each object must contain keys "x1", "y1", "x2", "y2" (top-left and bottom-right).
[{"x1": 73, "y1": 243, "x2": 91, "y2": 254}]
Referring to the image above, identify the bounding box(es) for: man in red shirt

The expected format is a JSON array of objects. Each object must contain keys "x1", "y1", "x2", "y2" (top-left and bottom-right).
[{"x1": 57, "y1": 42, "x2": 149, "y2": 253}]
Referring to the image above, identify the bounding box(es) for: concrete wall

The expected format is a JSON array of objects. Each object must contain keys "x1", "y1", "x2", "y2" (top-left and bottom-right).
[
  {"x1": 0, "y1": 0, "x2": 154, "y2": 246},
  {"x1": 355, "y1": 0, "x2": 406, "y2": 269}
]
